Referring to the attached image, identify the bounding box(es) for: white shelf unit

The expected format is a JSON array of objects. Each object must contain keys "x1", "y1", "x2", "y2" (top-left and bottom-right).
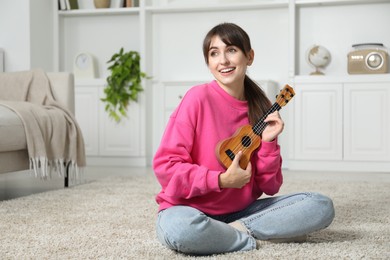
[
  {"x1": 56, "y1": 11, "x2": 141, "y2": 77},
  {"x1": 53, "y1": 0, "x2": 390, "y2": 169},
  {"x1": 286, "y1": 0, "x2": 390, "y2": 172},
  {"x1": 54, "y1": 5, "x2": 146, "y2": 166}
]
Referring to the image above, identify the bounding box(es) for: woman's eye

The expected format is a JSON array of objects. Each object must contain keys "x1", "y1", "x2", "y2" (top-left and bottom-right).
[
  {"x1": 210, "y1": 51, "x2": 218, "y2": 57},
  {"x1": 228, "y1": 48, "x2": 237, "y2": 53}
]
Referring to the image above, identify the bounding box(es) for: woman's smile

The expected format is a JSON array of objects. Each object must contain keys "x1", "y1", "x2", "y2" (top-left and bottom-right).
[{"x1": 219, "y1": 67, "x2": 236, "y2": 75}]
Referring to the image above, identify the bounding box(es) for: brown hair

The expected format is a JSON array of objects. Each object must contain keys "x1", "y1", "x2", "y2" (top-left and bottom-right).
[{"x1": 202, "y1": 23, "x2": 271, "y2": 125}]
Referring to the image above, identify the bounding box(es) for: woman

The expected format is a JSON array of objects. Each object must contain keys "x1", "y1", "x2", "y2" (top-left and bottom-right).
[{"x1": 153, "y1": 22, "x2": 334, "y2": 255}]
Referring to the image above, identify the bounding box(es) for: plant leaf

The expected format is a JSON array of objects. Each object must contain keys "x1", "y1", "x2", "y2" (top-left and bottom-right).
[{"x1": 101, "y1": 47, "x2": 149, "y2": 123}]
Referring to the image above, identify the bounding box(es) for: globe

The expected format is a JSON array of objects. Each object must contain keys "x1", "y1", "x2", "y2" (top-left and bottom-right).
[{"x1": 306, "y1": 45, "x2": 331, "y2": 75}]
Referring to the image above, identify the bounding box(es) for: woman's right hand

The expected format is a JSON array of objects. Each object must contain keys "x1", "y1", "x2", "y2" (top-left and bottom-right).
[{"x1": 218, "y1": 151, "x2": 252, "y2": 189}]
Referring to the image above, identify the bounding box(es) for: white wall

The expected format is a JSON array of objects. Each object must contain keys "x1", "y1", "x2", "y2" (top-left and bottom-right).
[
  {"x1": 30, "y1": 0, "x2": 54, "y2": 71},
  {"x1": 0, "y1": 0, "x2": 30, "y2": 72},
  {"x1": 152, "y1": 8, "x2": 289, "y2": 87},
  {"x1": 0, "y1": 0, "x2": 54, "y2": 72}
]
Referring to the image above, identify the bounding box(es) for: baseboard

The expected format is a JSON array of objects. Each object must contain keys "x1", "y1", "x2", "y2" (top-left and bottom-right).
[
  {"x1": 85, "y1": 156, "x2": 147, "y2": 167},
  {"x1": 287, "y1": 160, "x2": 390, "y2": 173}
]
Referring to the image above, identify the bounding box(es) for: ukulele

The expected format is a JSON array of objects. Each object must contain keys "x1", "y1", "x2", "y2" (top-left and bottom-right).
[{"x1": 215, "y1": 84, "x2": 295, "y2": 169}]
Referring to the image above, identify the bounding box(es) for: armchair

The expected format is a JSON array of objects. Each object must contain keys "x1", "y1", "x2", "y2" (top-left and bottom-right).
[{"x1": 0, "y1": 72, "x2": 77, "y2": 186}]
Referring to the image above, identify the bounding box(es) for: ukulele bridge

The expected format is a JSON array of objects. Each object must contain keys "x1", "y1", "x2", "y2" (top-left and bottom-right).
[{"x1": 225, "y1": 149, "x2": 235, "y2": 161}]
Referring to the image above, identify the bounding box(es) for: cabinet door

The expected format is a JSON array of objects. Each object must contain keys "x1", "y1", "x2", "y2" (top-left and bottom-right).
[
  {"x1": 344, "y1": 83, "x2": 390, "y2": 161},
  {"x1": 75, "y1": 87, "x2": 99, "y2": 156},
  {"x1": 163, "y1": 85, "x2": 193, "y2": 124},
  {"x1": 98, "y1": 86, "x2": 142, "y2": 157},
  {"x1": 153, "y1": 82, "x2": 193, "y2": 154},
  {"x1": 294, "y1": 83, "x2": 343, "y2": 160}
]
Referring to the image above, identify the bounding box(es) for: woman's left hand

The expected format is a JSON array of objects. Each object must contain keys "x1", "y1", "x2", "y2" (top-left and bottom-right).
[{"x1": 262, "y1": 111, "x2": 284, "y2": 142}]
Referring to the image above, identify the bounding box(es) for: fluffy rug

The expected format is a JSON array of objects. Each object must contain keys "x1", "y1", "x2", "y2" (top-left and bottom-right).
[{"x1": 0, "y1": 169, "x2": 389, "y2": 259}]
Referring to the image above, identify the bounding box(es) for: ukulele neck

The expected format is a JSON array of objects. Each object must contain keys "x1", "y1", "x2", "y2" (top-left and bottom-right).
[{"x1": 252, "y1": 102, "x2": 281, "y2": 136}]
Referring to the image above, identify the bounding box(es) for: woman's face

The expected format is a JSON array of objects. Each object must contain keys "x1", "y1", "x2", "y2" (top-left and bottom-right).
[{"x1": 207, "y1": 35, "x2": 253, "y2": 98}]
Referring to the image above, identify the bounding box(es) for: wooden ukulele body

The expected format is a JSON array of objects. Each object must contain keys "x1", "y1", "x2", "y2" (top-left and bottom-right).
[
  {"x1": 215, "y1": 84, "x2": 295, "y2": 169},
  {"x1": 215, "y1": 125, "x2": 261, "y2": 169}
]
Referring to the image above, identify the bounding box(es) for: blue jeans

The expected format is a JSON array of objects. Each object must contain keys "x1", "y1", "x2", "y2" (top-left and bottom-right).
[{"x1": 156, "y1": 192, "x2": 335, "y2": 255}]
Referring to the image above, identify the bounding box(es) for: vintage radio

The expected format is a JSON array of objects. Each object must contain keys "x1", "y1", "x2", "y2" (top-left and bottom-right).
[{"x1": 347, "y1": 43, "x2": 388, "y2": 74}]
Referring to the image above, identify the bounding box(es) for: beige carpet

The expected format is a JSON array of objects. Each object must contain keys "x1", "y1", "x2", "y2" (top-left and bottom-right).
[{"x1": 0, "y1": 169, "x2": 389, "y2": 259}]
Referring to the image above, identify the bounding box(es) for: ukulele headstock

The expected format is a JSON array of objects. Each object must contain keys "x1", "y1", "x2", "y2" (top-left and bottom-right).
[{"x1": 276, "y1": 84, "x2": 295, "y2": 107}]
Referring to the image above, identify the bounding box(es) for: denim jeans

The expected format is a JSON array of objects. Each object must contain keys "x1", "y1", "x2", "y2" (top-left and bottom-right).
[{"x1": 156, "y1": 192, "x2": 335, "y2": 255}]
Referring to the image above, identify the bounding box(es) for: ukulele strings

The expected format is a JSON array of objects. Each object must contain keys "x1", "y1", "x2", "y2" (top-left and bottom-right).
[
  {"x1": 228, "y1": 103, "x2": 280, "y2": 157},
  {"x1": 227, "y1": 90, "x2": 290, "y2": 162}
]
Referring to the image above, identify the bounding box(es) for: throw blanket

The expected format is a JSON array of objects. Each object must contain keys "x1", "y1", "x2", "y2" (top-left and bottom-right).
[{"x1": 0, "y1": 69, "x2": 86, "y2": 178}]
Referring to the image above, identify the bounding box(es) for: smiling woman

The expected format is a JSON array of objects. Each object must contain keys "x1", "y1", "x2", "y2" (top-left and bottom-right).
[
  {"x1": 202, "y1": 23, "x2": 270, "y2": 125},
  {"x1": 152, "y1": 22, "x2": 335, "y2": 255}
]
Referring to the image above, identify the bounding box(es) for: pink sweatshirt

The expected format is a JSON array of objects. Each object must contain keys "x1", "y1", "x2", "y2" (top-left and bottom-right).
[{"x1": 153, "y1": 80, "x2": 283, "y2": 215}]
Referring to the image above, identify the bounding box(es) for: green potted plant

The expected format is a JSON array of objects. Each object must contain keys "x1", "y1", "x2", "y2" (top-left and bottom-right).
[{"x1": 101, "y1": 47, "x2": 148, "y2": 122}]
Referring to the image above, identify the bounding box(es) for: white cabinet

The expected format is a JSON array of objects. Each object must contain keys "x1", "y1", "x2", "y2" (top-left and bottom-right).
[
  {"x1": 287, "y1": 0, "x2": 390, "y2": 172},
  {"x1": 152, "y1": 82, "x2": 195, "y2": 154},
  {"x1": 75, "y1": 80, "x2": 145, "y2": 166},
  {"x1": 74, "y1": 85, "x2": 99, "y2": 156},
  {"x1": 294, "y1": 83, "x2": 343, "y2": 160},
  {"x1": 344, "y1": 82, "x2": 390, "y2": 161},
  {"x1": 289, "y1": 76, "x2": 390, "y2": 172}
]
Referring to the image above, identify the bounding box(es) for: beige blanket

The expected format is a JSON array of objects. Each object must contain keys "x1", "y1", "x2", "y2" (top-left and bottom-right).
[{"x1": 0, "y1": 69, "x2": 85, "y2": 178}]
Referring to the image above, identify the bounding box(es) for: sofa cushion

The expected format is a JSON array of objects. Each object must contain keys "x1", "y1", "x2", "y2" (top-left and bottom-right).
[{"x1": 0, "y1": 105, "x2": 27, "y2": 152}]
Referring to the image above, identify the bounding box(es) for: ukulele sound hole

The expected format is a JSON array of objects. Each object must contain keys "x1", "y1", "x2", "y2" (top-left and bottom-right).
[{"x1": 241, "y1": 136, "x2": 251, "y2": 147}]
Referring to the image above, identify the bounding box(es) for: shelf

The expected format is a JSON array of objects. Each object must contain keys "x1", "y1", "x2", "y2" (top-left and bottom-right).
[
  {"x1": 145, "y1": 1, "x2": 288, "y2": 14},
  {"x1": 75, "y1": 78, "x2": 106, "y2": 86},
  {"x1": 58, "y1": 8, "x2": 139, "y2": 17},
  {"x1": 294, "y1": 74, "x2": 390, "y2": 83},
  {"x1": 295, "y1": 0, "x2": 390, "y2": 7}
]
